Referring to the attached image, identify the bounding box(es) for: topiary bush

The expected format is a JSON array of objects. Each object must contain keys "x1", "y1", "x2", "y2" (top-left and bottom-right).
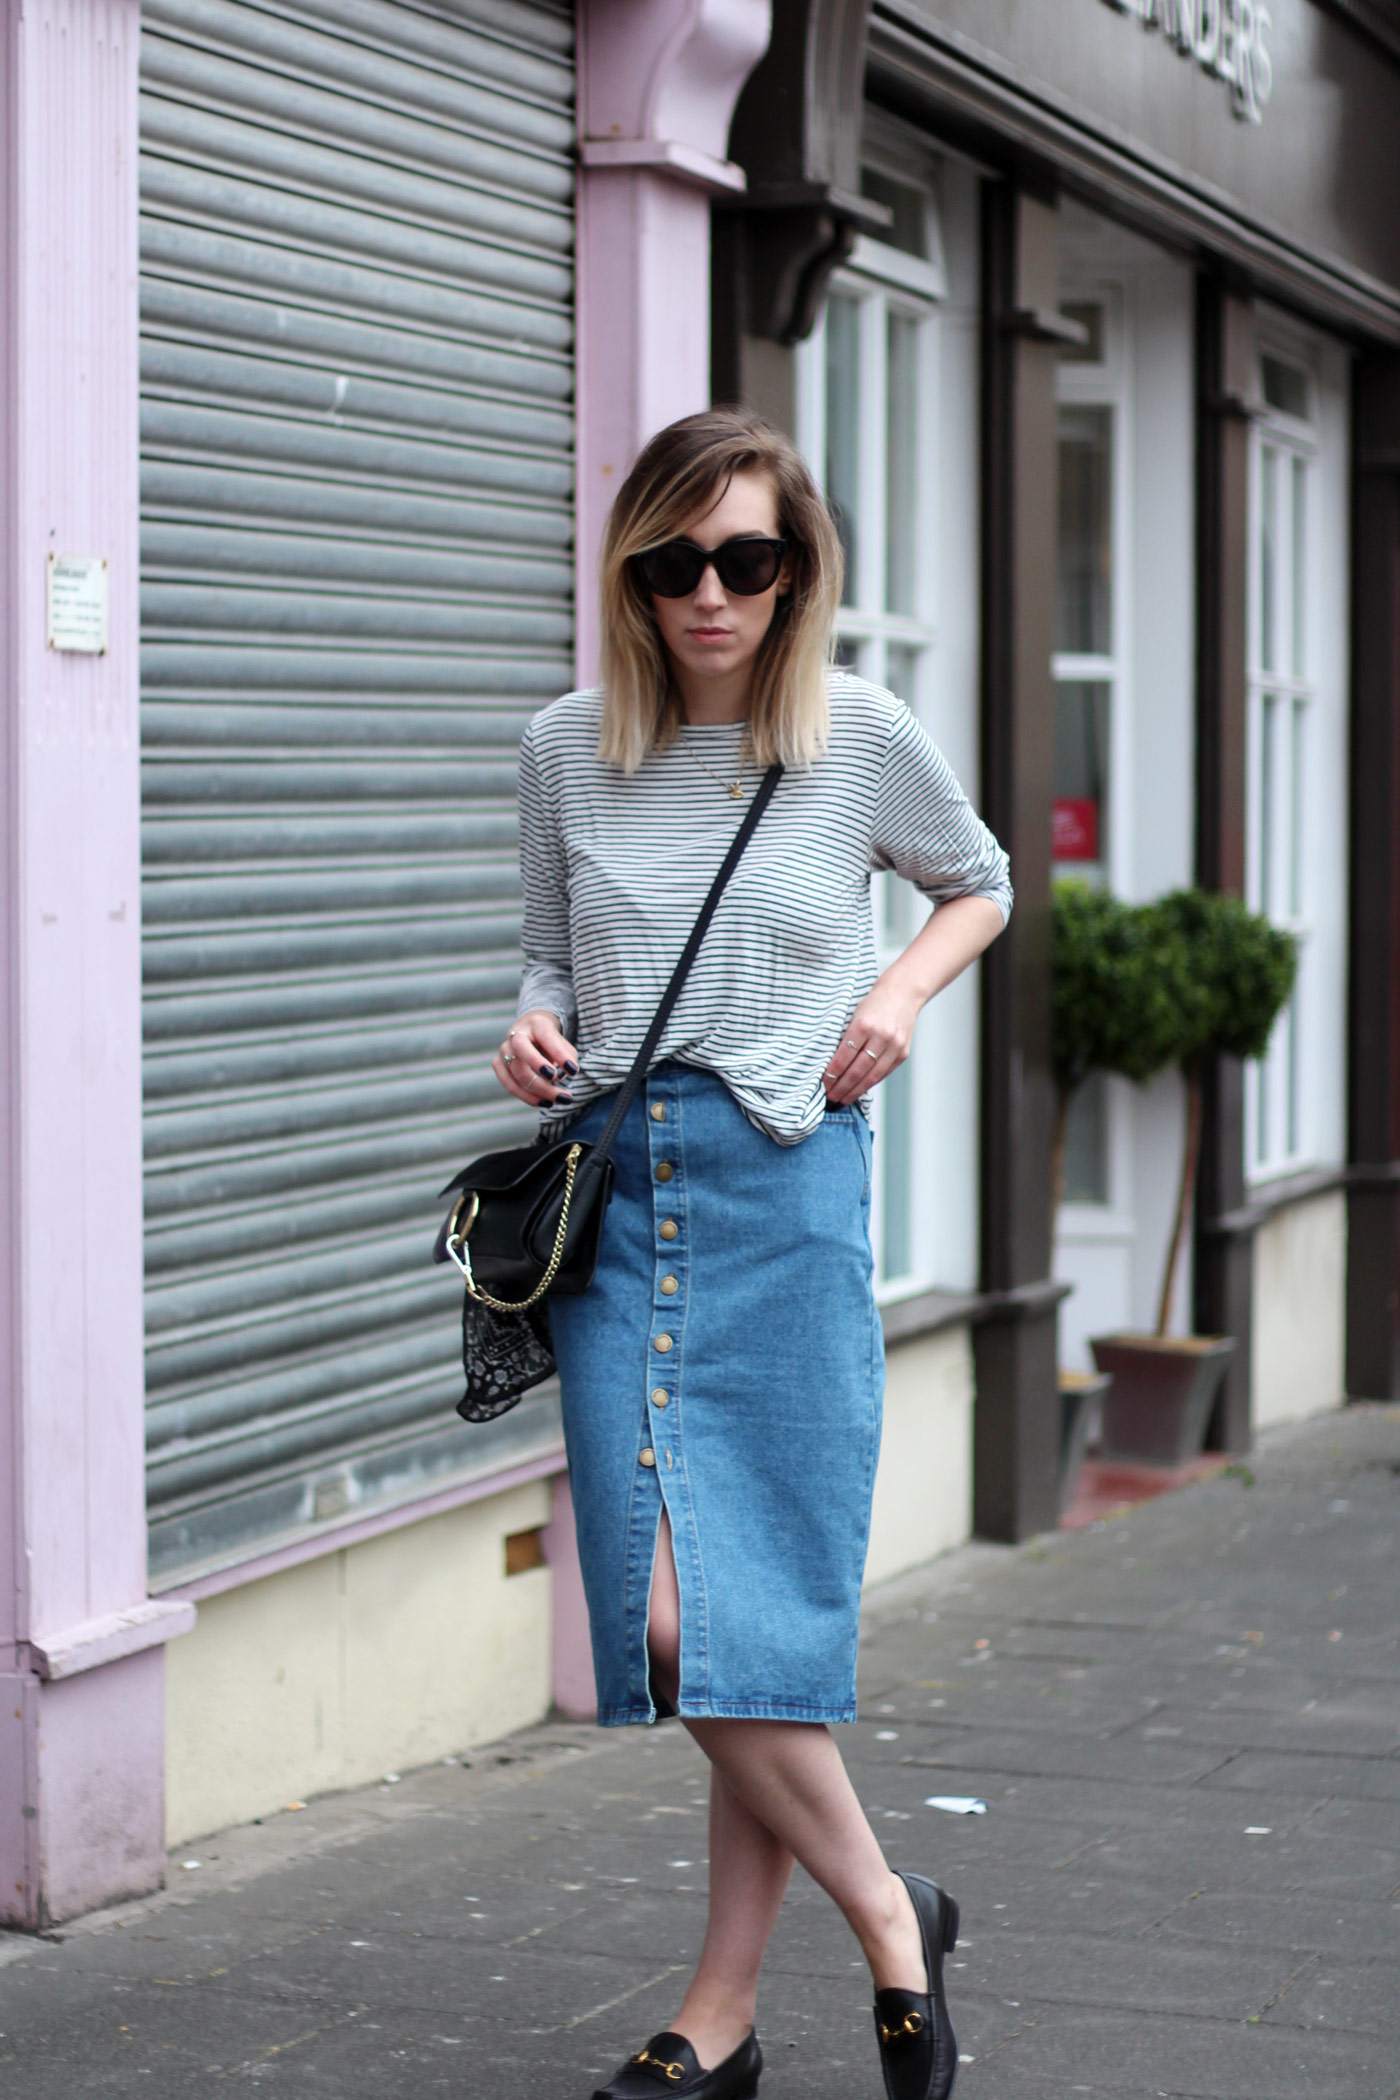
[
  {"x1": 1052, "y1": 881, "x2": 1297, "y2": 1336},
  {"x1": 1151, "y1": 887, "x2": 1299, "y2": 1063},
  {"x1": 1050, "y1": 881, "x2": 1206, "y2": 1208}
]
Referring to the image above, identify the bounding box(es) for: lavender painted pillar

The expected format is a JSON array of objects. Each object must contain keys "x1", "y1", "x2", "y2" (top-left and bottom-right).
[
  {"x1": 1, "y1": 0, "x2": 193, "y2": 1929},
  {"x1": 573, "y1": 0, "x2": 772, "y2": 681},
  {"x1": 542, "y1": 0, "x2": 772, "y2": 1719}
]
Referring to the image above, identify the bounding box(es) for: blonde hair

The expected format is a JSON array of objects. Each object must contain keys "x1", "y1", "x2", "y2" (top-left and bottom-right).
[{"x1": 596, "y1": 408, "x2": 844, "y2": 773}]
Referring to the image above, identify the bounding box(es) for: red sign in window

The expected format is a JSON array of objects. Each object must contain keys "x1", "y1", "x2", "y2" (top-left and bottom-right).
[{"x1": 1053, "y1": 797, "x2": 1100, "y2": 862}]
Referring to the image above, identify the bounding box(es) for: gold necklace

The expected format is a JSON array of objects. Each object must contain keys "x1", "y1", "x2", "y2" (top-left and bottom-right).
[{"x1": 680, "y1": 720, "x2": 756, "y2": 800}]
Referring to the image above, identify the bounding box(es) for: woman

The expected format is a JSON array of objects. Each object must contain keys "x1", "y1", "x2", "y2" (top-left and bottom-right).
[{"x1": 492, "y1": 409, "x2": 1011, "y2": 2100}]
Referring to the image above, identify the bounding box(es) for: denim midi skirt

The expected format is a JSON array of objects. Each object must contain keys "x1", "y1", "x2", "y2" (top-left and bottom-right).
[{"x1": 546, "y1": 1058, "x2": 885, "y2": 1726}]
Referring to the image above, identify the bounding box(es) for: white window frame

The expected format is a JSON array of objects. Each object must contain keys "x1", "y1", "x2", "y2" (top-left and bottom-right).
[
  {"x1": 1245, "y1": 327, "x2": 1321, "y2": 1183},
  {"x1": 795, "y1": 137, "x2": 952, "y2": 1298},
  {"x1": 1052, "y1": 278, "x2": 1138, "y2": 1236}
]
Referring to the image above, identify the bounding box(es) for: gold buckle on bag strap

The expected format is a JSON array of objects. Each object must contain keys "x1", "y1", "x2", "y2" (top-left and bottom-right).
[{"x1": 444, "y1": 1143, "x2": 584, "y2": 1312}]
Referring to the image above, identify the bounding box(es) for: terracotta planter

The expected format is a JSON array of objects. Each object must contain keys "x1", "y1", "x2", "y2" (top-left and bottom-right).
[
  {"x1": 1057, "y1": 1368, "x2": 1111, "y2": 1515},
  {"x1": 1088, "y1": 1333, "x2": 1236, "y2": 1466}
]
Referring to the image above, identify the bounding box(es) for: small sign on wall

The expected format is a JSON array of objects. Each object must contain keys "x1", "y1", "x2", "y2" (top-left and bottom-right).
[
  {"x1": 46, "y1": 554, "x2": 108, "y2": 654},
  {"x1": 1053, "y1": 797, "x2": 1101, "y2": 862}
]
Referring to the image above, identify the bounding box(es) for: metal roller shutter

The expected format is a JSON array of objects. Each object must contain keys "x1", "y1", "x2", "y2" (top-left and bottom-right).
[{"x1": 138, "y1": 0, "x2": 574, "y2": 1584}]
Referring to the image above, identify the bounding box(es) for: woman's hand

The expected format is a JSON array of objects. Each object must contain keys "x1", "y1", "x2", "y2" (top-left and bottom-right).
[
  {"x1": 492, "y1": 1009, "x2": 579, "y2": 1109},
  {"x1": 825, "y1": 895, "x2": 1006, "y2": 1105},
  {"x1": 823, "y1": 981, "x2": 923, "y2": 1106}
]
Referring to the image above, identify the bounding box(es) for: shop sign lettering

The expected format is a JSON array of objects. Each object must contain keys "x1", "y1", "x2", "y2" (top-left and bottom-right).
[{"x1": 1100, "y1": 0, "x2": 1273, "y2": 125}]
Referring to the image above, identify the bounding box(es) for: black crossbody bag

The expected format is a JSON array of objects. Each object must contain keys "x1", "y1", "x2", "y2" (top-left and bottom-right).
[{"x1": 432, "y1": 760, "x2": 784, "y2": 1423}]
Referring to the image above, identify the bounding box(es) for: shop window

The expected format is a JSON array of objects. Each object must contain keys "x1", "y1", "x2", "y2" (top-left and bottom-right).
[
  {"x1": 1058, "y1": 300, "x2": 1107, "y2": 365},
  {"x1": 824, "y1": 293, "x2": 862, "y2": 595},
  {"x1": 1247, "y1": 356, "x2": 1317, "y2": 1178},
  {"x1": 1261, "y1": 351, "x2": 1310, "y2": 422},
  {"x1": 797, "y1": 154, "x2": 950, "y2": 1295},
  {"x1": 1052, "y1": 296, "x2": 1123, "y2": 1207},
  {"x1": 860, "y1": 165, "x2": 933, "y2": 262},
  {"x1": 1057, "y1": 407, "x2": 1114, "y2": 656}
]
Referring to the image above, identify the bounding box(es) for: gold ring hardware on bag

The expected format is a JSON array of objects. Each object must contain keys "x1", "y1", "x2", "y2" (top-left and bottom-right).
[
  {"x1": 879, "y1": 2011, "x2": 925, "y2": 2045},
  {"x1": 444, "y1": 1143, "x2": 584, "y2": 1313},
  {"x1": 631, "y1": 2052, "x2": 685, "y2": 2081}
]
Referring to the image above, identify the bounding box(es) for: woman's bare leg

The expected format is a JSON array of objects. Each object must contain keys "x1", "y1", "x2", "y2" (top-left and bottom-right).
[
  {"x1": 645, "y1": 1512, "x2": 924, "y2": 2071},
  {"x1": 684, "y1": 1715, "x2": 926, "y2": 1994},
  {"x1": 669, "y1": 1767, "x2": 794, "y2": 2066},
  {"x1": 647, "y1": 1514, "x2": 795, "y2": 2065}
]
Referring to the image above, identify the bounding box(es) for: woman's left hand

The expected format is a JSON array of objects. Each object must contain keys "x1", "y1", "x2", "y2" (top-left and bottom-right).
[{"x1": 823, "y1": 982, "x2": 924, "y2": 1106}]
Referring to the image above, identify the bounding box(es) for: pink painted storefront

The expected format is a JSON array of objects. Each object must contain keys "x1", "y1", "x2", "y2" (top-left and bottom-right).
[
  {"x1": 7, "y1": 0, "x2": 1400, "y2": 1932},
  {"x1": 1, "y1": 0, "x2": 775, "y2": 1929}
]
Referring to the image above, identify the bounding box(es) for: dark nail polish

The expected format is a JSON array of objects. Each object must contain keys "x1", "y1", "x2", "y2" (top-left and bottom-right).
[
  {"x1": 538, "y1": 1064, "x2": 556, "y2": 1079},
  {"x1": 556, "y1": 1089, "x2": 574, "y2": 1102},
  {"x1": 561, "y1": 1059, "x2": 579, "y2": 1075}
]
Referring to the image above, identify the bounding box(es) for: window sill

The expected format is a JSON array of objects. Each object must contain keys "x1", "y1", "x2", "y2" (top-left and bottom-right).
[
  {"x1": 879, "y1": 1285, "x2": 984, "y2": 1345},
  {"x1": 879, "y1": 1276, "x2": 1073, "y2": 1346},
  {"x1": 1055, "y1": 1203, "x2": 1138, "y2": 1242},
  {"x1": 1205, "y1": 1162, "x2": 1352, "y2": 1239}
]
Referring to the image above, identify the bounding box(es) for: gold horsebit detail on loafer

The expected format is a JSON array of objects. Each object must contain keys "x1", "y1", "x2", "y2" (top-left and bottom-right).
[
  {"x1": 630, "y1": 2049, "x2": 686, "y2": 2080},
  {"x1": 878, "y1": 2009, "x2": 926, "y2": 2046}
]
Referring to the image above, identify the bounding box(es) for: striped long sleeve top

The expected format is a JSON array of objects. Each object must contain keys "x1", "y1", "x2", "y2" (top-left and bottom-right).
[{"x1": 514, "y1": 669, "x2": 1013, "y2": 1147}]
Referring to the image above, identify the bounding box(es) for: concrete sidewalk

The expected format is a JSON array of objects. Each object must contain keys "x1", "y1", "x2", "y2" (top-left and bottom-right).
[{"x1": 2, "y1": 1402, "x2": 1397, "y2": 2100}]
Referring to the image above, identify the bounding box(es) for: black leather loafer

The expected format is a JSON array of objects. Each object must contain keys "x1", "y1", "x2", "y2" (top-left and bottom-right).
[
  {"x1": 591, "y1": 2027, "x2": 762, "y2": 2100},
  {"x1": 871, "y1": 1872, "x2": 960, "y2": 2100}
]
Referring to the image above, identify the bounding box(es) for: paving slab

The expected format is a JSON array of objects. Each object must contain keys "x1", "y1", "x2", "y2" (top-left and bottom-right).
[
  {"x1": 1261, "y1": 1955, "x2": 1400, "y2": 2037},
  {"x1": 894, "y1": 1726, "x2": 1239, "y2": 1786},
  {"x1": 828, "y1": 1758, "x2": 1329, "y2": 1838},
  {"x1": 1196, "y1": 1747, "x2": 1400, "y2": 1804},
  {"x1": 1064, "y1": 1819, "x2": 1400, "y2": 1898},
  {"x1": 969, "y1": 2001, "x2": 1396, "y2": 2100},
  {"x1": 1302, "y1": 1792, "x2": 1400, "y2": 1849},
  {"x1": 951, "y1": 1925, "x2": 1304, "y2": 2020},
  {"x1": 1150, "y1": 1888, "x2": 1400, "y2": 1960},
  {"x1": 0, "y1": 1399, "x2": 1395, "y2": 2100},
  {"x1": 1114, "y1": 1697, "x2": 1400, "y2": 1755}
]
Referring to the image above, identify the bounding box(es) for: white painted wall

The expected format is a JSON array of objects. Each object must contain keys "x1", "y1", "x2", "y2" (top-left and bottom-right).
[
  {"x1": 1246, "y1": 307, "x2": 1352, "y2": 1189},
  {"x1": 1054, "y1": 206, "x2": 1196, "y2": 1364},
  {"x1": 1251, "y1": 1191, "x2": 1347, "y2": 1428},
  {"x1": 865, "y1": 1324, "x2": 974, "y2": 1585},
  {"x1": 166, "y1": 1480, "x2": 553, "y2": 1846},
  {"x1": 917, "y1": 151, "x2": 986, "y2": 1297},
  {"x1": 1302, "y1": 334, "x2": 1352, "y2": 1177}
]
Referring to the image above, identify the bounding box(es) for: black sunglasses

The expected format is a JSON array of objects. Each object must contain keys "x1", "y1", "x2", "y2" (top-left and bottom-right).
[{"x1": 633, "y1": 535, "x2": 790, "y2": 599}]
